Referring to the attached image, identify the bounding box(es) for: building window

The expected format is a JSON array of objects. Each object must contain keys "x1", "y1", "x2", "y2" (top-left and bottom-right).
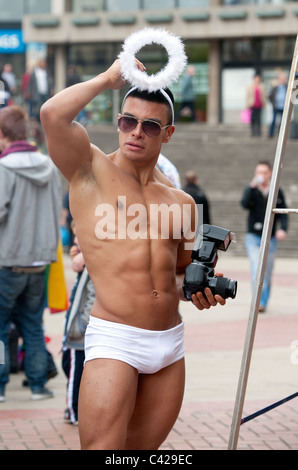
[
  {"x1": 178, "y1": 0, "x2": 209, "y2": 7},
  {"x1": 0, "y1": 0, "x2": 51, "y2": 23},
  {"x1": 222, "y1": 39, "x2": 254, "y2": 63},
  {"x1": 223, "y1": 37, "x2": 296, "y2": 65},
  {"x1": 0, "y1": 0, "x2": 51, "y2": 20},
  {"x1": 25, "y1": 0, "x2": 51, "y2": 14},
  {"x1": 143, "y1": 0, "x2": 175, "y2": 8},
  {"x1": 221, "y1": 37, "x2": 296, "y2": 124},
  {"x1": 0, "y1": 0, "x2": 23, "y2": 21},
  {"x1": 71, "y1": 0, "x2": 104, "y2": 12},
  {"x1": 106, "y1": 0, "x2": 139, "y2": 10},
  {"x1": 223, "y1": 0, "x2": 298, "y2": 4},
  {"x1": 261, "y1": 37, "x2": 296, "y2": 62}
]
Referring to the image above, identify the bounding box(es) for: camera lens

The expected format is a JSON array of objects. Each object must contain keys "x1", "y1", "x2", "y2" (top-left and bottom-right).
[
  {"x1": 213, "y1": 277, "x2": 237, "y2": 300},
  {"x1": 227, "y1": 280, "x2": 237, "y2": 299}
]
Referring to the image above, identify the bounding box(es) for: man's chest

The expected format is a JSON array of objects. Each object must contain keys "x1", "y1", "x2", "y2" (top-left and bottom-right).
[
  {"x1": 73, "y1": 180, "x2": 186, "y2": 243},
  {"x1": 93, "y1": 192, "x2": 185, "y2": 243}
]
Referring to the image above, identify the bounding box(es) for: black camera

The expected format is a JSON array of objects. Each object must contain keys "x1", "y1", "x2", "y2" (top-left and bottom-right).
[{"x1": 183, "y1": 224, "x2": 237, "y2": 301}]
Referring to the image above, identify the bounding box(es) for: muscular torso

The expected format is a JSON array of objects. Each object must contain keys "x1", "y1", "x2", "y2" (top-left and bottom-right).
[{"x1": 70, "y1": 146, "x2": 193, "y2": 331}]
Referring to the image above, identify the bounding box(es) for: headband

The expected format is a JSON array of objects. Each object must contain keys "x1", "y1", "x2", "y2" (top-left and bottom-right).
[{"x1": 122, "y1": 86, "x2": 175, "y2": 126}]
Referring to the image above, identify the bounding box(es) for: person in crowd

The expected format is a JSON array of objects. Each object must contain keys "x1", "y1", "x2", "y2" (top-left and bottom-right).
[
  {"x1": 246, "y1": 73, "x2": 266, "y2": 137},
  {"x1": 241, "y1": 160, "x2": 288, "y2": 313},
  {"x1": 66, "y1": 65, "x2": 82, "y2": 88},
  {"x1": 62, "y1": 226, "x2": 95, "y2": 426},
  {"x1": 0, "y1": 105, "x2": 61, "y2": 402},
  {"x1": 268, "y1": 72, "x2": 287, "y2": 138},
  {"x1": 41, "y1": 58, "x2": 226, "y2": 450},
  {"x1": 2, "y1": 64, "x2": 16, "y2": 96},
  {"x1": 21, "y1": 68, "x2": 34, "y2": 118},
  {"x1": 176, "y1": 65, "x2": 196, "y2": 122},
  {"x1": 183, "y1": 171, "x2": 211, "y2": 225},
  {"x1": 29, "y1": 59, "x2": 54, "y2": 122},
  {"x1": 0, "y1": 72, "x2": 11, "y2": 108},
  {"x1": 157, "y1": 153, "x2": 181, "y2": 189}
]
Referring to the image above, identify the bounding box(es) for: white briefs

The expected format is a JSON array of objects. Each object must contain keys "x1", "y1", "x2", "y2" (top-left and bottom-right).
[{"x1": 84, "y1": 316, "x2": 185, "y2": 374}]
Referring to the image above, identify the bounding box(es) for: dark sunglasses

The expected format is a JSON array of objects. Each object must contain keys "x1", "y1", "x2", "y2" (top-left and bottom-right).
[{"x1": 117, "y1": 114, "x2": 171, "y2": 138}]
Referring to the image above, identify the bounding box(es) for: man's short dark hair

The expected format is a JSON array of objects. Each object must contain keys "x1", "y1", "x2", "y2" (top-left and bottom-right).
[
  {"x1": 125, "y1": 87, "x2": 174, "y2": 125},
  {"x1": 258, "y1": 160, "x2": 272, "y2": 170}
]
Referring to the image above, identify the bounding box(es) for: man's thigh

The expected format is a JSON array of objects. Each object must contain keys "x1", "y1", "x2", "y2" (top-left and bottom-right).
[
  {"x1": 126, "y1": 358, "x2": 185, "y2": 450},
  {"x1": 78, "y1": 358, "x2": 139, "y2": 450}
]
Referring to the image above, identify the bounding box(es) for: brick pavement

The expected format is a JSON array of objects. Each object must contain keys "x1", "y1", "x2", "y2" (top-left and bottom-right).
[{"x1": 0, "y1": 255, "x2": 298, "y2": 450}]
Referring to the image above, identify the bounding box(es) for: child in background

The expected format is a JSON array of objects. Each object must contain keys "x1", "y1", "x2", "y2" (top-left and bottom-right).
[{"x1": 62, "y1": 225, "x2": 95, "y2": 425}]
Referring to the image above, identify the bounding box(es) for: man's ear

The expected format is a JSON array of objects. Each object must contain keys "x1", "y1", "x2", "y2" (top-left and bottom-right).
[{"x1": 163, "y1": 125, "x2": 175, "y2": 144}]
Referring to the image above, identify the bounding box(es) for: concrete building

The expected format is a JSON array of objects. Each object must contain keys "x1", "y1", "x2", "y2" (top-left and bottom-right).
[{"x1": 4, "y1": 0, "x2": 298, "y2": 124}]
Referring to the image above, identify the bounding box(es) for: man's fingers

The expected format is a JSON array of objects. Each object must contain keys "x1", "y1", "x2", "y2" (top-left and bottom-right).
[
  {"x1": 215, "y1": 295, "x2": 226, "y2": 306},
  {"x1": 192, "y1": 291, "x2": 211, "y2": 310},
  {"x1": 192, "y1": 289, "x2": 226, "y2": 310}
]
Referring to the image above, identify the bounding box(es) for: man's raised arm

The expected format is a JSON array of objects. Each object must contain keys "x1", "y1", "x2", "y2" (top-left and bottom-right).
[{"x1": 40, "y1": 60, "x2": 129, "y2": 181}]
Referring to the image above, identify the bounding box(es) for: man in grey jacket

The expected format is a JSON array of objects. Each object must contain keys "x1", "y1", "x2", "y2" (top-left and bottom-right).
[{"x1": 0, "y1": 105, "x2": 61, "y2": 402}]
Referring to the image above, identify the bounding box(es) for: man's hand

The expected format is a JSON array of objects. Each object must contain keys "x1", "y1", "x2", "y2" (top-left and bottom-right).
[
  {"x1": 275, "y1": 229, "x2": 287, "y2": 241},
  {"x1": 191, "y1": 272, "x2": 226, "y2": 311},
  {"x1": 105, "y1": 59, "x2": 146, "y2": 91},
  {"x1": 192, "y1": 289, "x2": 226, "y2": 311}
]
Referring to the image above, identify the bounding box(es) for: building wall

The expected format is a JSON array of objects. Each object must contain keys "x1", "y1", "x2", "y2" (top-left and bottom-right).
[{"x1": 22, "y1": 1, "x2": 298, "y2": 124}]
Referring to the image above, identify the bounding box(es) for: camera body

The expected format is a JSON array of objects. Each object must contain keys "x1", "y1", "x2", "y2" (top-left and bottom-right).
[{"x1": 183, "y1": 224, "x2": 237, "y2": 301}]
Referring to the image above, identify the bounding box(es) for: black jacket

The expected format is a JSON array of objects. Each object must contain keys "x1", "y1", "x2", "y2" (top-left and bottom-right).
[
  {"x1": 241, "y1": 186, "x2": 288, "y2": 237},
  {"x1": 183, "y1": 182, "x2": 211, "y2": 225}
]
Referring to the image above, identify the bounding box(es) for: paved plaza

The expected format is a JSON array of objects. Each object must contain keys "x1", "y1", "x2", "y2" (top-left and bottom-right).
[{"x1": 0, "y1": 253, "x2": 298, "y2": 451}]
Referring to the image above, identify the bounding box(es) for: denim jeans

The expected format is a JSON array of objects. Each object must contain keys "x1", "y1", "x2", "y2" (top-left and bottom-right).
[
  {"x1": 269, "y1": 109, "x2": 283, "y2": 137},
  {"x1": 0, "y1": 268, "x2": 48, "y2": 392},
  {"x1": 245, "y1": 233, "x2": 277, "y2": 309}
]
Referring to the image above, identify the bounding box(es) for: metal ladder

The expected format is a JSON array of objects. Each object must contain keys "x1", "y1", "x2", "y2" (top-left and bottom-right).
[{"x1": 228, "y1": 34, "x2": 298, "y2": 450}]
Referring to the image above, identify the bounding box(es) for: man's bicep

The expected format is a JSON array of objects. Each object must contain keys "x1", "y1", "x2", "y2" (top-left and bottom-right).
[
  {"x1": 45, "y1": 120, "x2": 92, "y2": 182},
  {"x1": 176, "y1": 195, "x2": 197, "y2": 273}
]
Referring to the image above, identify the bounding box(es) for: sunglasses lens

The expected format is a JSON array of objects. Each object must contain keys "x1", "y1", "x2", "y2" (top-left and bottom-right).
[
  {"x1": 118, "y1": 116, "x2": 137, "y2": 133},
  {"x1": 142, "y1": 121, "x2": 161, "y2": 137},
  {"x1": 118, "y1": 116, "x2": 162, "y2": 137}
]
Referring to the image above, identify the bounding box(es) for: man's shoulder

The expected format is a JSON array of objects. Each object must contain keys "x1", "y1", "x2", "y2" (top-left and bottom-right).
[
  {"x1": 72, "y1": 145, "x2": 113, "y2": 184},
  {"x1": 173, "y1": 186, "x2": 197, "y2": 207}
]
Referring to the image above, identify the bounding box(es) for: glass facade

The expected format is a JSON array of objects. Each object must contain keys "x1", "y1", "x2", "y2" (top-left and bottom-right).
[
  {"x1": 143, "y1": 0, "x2": 175, "y2": 9},
  {"x1": 107, "y1": 0, "x2": 139, "y2": 11},
  {"x1": 71, "y1": 0, "x2": 211, "y2": 11},
  {"x1": 72, "y1": 0, "x2": 104, "y2": 11},
  {"x1": 71, "y1": 0, "x2": 298, "y2": 9},
  {"x1": 0, "y1": 0, "x2": 51, "y2": 21},
  {"x1": 223, "y1": 0, "x2": 298, "y2": 4},
  {"x1": 179, "y1": 0, "x2": 209, "y2": 6},
  {"x1": 221, "y1": 37, "x2": 296, "y2": 124},
  {"x1": 2, "y1": 0, "x2": 296, "y2": 125},
  {"x1": 0, "y1": 0, "x2": 51, "y2": 106},
  {"x1": 223, "y1": 37, "x2": 296, "y2": 65},
  {"x1": 67, "y1": 39, "x2": 209, "y2": 123}
]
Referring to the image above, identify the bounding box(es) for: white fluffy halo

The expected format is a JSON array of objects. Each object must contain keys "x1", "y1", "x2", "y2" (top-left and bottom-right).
[{"x1": 118, "y1": 28, "x2": 187, "y2": 93}]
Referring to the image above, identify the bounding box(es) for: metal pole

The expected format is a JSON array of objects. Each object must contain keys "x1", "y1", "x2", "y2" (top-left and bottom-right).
[
  {"x1": 228, "y1": 34, "x2": 298, "y2": 451},
  {"x1": 273, "y1": 209, "x2": 298, "y2": 214}
]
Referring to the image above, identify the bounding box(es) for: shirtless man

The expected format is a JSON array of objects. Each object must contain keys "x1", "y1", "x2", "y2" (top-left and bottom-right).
[{"x1": 41, "y1": 59, "x2": 225, "y2": 450}]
